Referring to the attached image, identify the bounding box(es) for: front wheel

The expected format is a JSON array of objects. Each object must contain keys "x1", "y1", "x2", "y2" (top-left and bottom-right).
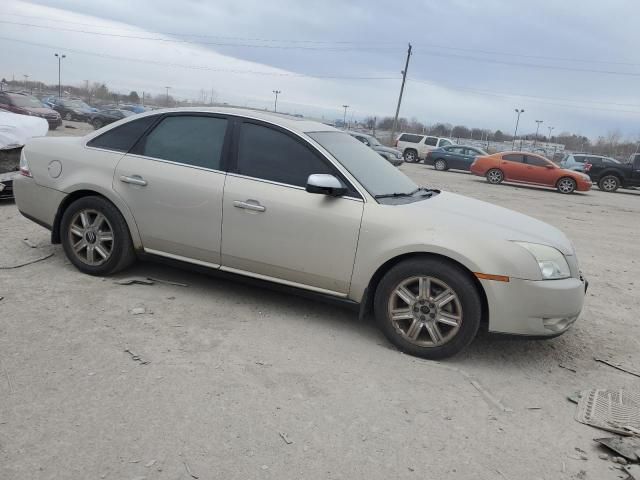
[
  {"x1": 434, "y1": 159, "x2": 448, "y2": 171},
  {"x1": 374, "y1": 258, "x2": 482, "y2": 360},
  {"x1": 92, "y1": 119, "x2": 102, "y2": 129},
  {"x1": 60, "y1": 196, "x2": 136, "y2": 275},
  {"x1": 403, "y1": 149, "x2": 418, "y2": 163},
  {"x1": 557, "y1": 177, "x2": 576, "y2": 194},
  {"x1": 598, "y1": 175, "x2": 620, "y2": 192},
  {"x1": 64, "y1": 112, "x2": 73, "y2": 121},
  {"x1": 486, "y1": 168, "x2": 504, "y2": 184}
]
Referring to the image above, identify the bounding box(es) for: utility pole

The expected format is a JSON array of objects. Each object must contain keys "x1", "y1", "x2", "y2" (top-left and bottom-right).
[
  {"x1": 165, "y1": 86, "x2": 171, "y2": 107},
  {"x1": 547, "y1": 126, "x2": 555, "y2": 144},
  {"x1": 390, "y1": 43, "x2": 412, "y2": 144},
  {"x1": 23, "y1": 74, "x2": 29, "y2": 92},
  {"x1": 372, "y1": 116, "x2": 377, "y2": 137},
  {"x1": 534, "y1": 120, "x2": 543, "y2": 147},
  {"x1": 342, "y1": 105, "x2": 349, "y2": 128},
  {"x1": 272, "y1": 90, "x2": 281, "y2": 112},
  {"x1": 512, "y1": 108, "x2": 524, "y2": 149},
  {"x1": 142, "y1": 91, "x2": 145, "y2": 106},
  {"x1": 54, "y1": 53, "x2": 66, "y2": 98}
]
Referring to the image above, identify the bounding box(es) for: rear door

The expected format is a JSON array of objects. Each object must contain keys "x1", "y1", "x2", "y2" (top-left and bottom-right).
[
  {"x1": 220, "y1": 120, "x2": 364, "y2": 295},
  {"x1": 632, "y1": 156, "x2": 640, "y2": 186},
  {"x1": 524, "y1": 154, "x2": 558, "y2": 186},
  {"x1": 444, "y1": 146, "x2": 466, "y2": 169},
  {"x1": 500, "y1": 153, "x2": 527, "y2": 181},
  {"x1": 114, "y1": 113, "x2": 230, "y2": 266}
]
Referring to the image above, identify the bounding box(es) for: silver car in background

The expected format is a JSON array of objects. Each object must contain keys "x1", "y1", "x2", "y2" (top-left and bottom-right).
[{"x1": 15, "y1": 108, "x2": 587, "y2": 359}]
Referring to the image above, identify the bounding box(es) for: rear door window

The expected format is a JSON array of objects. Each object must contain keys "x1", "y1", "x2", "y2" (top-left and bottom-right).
[
  {"x1": 398, "y1": 134, "x2": 423, "y2": 143},
  {"x1": 87, "y1": 115, "x2": 159, "y2": 152},
  {"x1": 139, "y1": 115, "x2": 228, "y2": 170},
  {"x1": 573, "y1": 155, "x2": 587, "y2": 163},
  {"x1": 502, "y1": 154, "x2": 525, "y2": 163},
  {"x1": 425, "y1": 137, "x2": 438, "y2": 146},
  {"x1": 525, "y1": 155, "x2": 548, "y2": 167}
]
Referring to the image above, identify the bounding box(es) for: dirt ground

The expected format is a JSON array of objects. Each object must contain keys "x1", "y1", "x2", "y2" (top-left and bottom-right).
[{"x1": 1, "y1": 139, "x2": 639, "y2": 479}]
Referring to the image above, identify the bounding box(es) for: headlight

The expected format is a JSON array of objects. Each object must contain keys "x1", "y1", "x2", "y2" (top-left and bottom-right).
[{"x1": 514, "y1": 242, "x2": 571, "y2": 280}]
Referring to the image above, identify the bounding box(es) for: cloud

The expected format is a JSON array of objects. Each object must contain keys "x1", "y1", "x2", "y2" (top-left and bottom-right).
[{"x1": 2, "y1": 0, "x2": 640, "y2": 138}]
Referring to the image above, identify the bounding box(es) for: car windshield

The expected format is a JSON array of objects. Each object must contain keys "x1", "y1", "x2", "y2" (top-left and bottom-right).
[
  {"x1": 10, "y1": 95, "x2": 45, "y2": 108},
  {"x1": 308, "y1": 131, "x2": 419, "y2": 198},
  {"x1": 65, "y1": 100, "x2": 90, "y2": 109},
  {"x1": 364, "y1": 135, "x2": 381, "y2": 146}
]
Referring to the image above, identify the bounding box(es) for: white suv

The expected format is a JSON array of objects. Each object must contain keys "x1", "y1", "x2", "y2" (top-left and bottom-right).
[{"x1": 395, "y1": 134, "x2": 455, "y2": 163}]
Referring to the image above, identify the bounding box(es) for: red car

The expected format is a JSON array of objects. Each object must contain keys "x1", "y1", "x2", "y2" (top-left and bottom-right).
[
  {"x1": 470, "y1": 152, "x2": 592, "y2": 194},
  {"x1": 0, "y1": 91, "x2": 62, "y2": 130}
]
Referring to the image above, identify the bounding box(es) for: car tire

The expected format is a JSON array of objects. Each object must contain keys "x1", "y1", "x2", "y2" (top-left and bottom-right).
[
  {"x1": 48, "y1": 125, "x2": 57, "y2": 131},
  {"x1": 485, "y1": 168, "x2": 504, "y2": 184},
  {"x1": 556, "y1": 177, "x2": 576, "y2": 194},
  {"x1": 373, "y1": 257, "x2": 482, "y2": 360},
  {"x1": 598, "y1": 175, "x2": 620, "y2": 192},
  {"x1": 60, "y1": 196, "x2": 136, "y2": 276},
  {"x1": 434, "y1": 159, "x2": 448, "y2": 171},
  {"x1": 64, "y1": 112, "x2": 73, "y2": 121},
  {"x1": 403, "y1": 149, "x2": 418, "y2": 163},
  {"x1": 92, "y1": 119, "x2": 102, "y2": 130}
]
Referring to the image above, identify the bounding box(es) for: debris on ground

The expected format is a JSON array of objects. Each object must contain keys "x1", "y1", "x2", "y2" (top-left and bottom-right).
[
  {"x1": 114, "y1": 277, "x2": 155, "y2": 286},
  {"x1": 147, "y1": 277, "x2": 188, "y2": 287},
  {"x1": 595, "y1": 437, "x2": 640, "y2": 462},
  {"x1": 0, "y1": 296, "x2": 4, "y2": 301},
  {"x1": 0, "y1": 252, "x2": 54, "y2": 269},
  {"x1": 574, "y1": 389, "x2": 640, "y2": 435},
  {"x1": 130, "y1": 307, "x2": 149, "y2": 315},
  {"x1": 626, "y1": 464, "x2": 640, "y2": 479},
  {"x1": 124, "y1": 349, "x2": 150, "y2": 365},
  {"x1": 144, "y1": 460, "x2": 156, "y2": 468},
  {"x1": 279, "y1": 432, "x2": 293, "y2": 445},
  {"x1": 183, "y1": 461, "x2": 199, "y2": 479},
  {"x1": 22, "y1": 238, "x2": 37, "y2": 248},
  {"x1": 64, "y1": 125, "x2": 77, "y2": 129},
  {"x1": 559, "y1": 364, "x2": 577, "y2": 373},
  {"x1": 594, "y1": 357, "x2": 640, "y2": 379}
]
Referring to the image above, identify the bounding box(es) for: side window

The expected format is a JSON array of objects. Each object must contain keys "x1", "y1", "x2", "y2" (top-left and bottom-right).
[
  {"x1": 502, "y1": 154, "x2": 525, "y2": 163},
  {"x1": 573, "y1": 155, "x2": 587, "y2": 163},
  {"x1": 237, "y1": 122, "x2": 332, "y2": 188},
  {"x1": 450, "y1": 147, "x2": 465, "y2": 154},
  {"x1": 525, "y1": 155, "x2": 548, "y2": 167},
  {"x1": 356, "y1": 136, "x2": 369, "y2": 146},
  {"x1": 425, "y1": 137, "x2": 438, "y2": 146},
  {"x1": 87, "y1": 115, "x2": 159, "y2": 153},
  {"x1": 634, "y1": 156, "x2": 640, "y2": 168},
  {"x1": 140, "y1": 116, "x2": 227, "y2": 169},
  {"x1": 399, "y1": 134, "x2": 422, "y2": 143}
]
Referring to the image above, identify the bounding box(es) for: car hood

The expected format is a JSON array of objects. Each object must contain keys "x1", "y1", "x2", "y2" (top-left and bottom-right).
[
  {"x1": 25, "y1": 107, "x2": 58, "y2": 115},
  {"x1": 403, "y1": 191, "x2": 574, "y2": 255},
  {"x1": 373, "y1": 145, "x2": 400, "y2": 155}
]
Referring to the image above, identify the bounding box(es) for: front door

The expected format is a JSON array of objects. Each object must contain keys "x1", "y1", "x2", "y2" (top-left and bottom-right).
[
  {"x1": 114, "y1": 114, "x2": 230, "y2": 265},
  {"x1": 220, "y1": 121, "x2": 364, "y2": 295},
  {"x1": 524, "y1": 154, "x2": 559, "y2": 186}
]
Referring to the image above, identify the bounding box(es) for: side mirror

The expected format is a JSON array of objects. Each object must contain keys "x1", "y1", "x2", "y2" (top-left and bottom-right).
[{"x1": 306, "y1": 174, "x2": 347, "y2": 197}]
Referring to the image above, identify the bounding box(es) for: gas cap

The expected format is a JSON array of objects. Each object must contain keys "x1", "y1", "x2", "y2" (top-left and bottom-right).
[{"x1": 48, "y1": 160, "x2": 62, "y2": 178}]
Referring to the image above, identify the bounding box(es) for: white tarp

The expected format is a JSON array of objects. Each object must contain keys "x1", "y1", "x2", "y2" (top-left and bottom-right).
[{"x1": 0, "y1": 111, "x2": 48, "y2": 149}]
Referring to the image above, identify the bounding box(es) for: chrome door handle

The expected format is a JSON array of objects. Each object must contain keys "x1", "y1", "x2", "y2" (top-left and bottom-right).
[
  {"x1": 120, "y1": 175, "x2": 147, "y2": 186},
  {"x1": 233, "y1": 200, "x2": 266, "y2": 212}
]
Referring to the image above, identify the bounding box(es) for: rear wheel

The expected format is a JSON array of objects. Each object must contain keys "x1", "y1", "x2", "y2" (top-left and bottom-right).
[
  {"x1": 434, "y1": 159, "x2": 448, "y2": 171},
  {"x1": 92, "y1": 119, "x2": 102, "y2": 129},
  {"x1": 60, "y1": 196, "x2": 136, "y2": 275},
  {"x1": 64, "y1": 112, "x2": 73, "y2": 121},
  {"x1": 556, "y1": 177, "x2": 576, "y2": 194},
  {"x1": 486, "y1": 168, "x2": 504, "y2": 184},
  {"x1": 403, "y1": 149, "x2": 418, "y2": 163},
  {"x1": 598, "y1": 175, "x2": 620, "y2": 192},
  {"x1": 374, "y1": 258, "x2": 482, "y2": 360}
]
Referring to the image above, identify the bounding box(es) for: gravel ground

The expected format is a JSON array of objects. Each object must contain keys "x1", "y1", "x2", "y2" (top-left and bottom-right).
[{"x1": 1, "y1": 151, "x2": 639, "y2": 480}]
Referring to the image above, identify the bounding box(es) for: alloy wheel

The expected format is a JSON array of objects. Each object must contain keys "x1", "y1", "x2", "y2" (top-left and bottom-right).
[
  {"x1": 487, "y1": 169, "x2": 503, "y2": 184},
  {"x1": 387, "y1": 276, "x2": 463, "y2": 347},
  {"x1": 404, "y1": 151, "x2": 417, "y2": 162},
  {"x1": 601, "y1": 177, "x2": 618, "y2": 192},
  {"x1": 557, "y1": 178, "x2": 576, "y2": 194},
  {"x1": 435, "y1": 159, "x2": 446, "y2": 171},
  {"x1": 68, "y1": 209, "x2": 114, "y2": 266}
]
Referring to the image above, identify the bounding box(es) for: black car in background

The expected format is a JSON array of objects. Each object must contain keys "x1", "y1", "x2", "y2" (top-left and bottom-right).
[
  {"x1": 586, "y1": 153, "x2": 640, "y2": 192},
  {"x1": 89, "y1": 108, "x2": 135, "y2": 129},
  {"x1": 425, "y1": 145, "x2": 488, "y2": 171},
  {"x1": 49, "y1": 97, "x2": 96, "y2": 121}
]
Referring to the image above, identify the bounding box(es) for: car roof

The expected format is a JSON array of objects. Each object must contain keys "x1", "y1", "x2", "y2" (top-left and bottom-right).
[{"x1": 131, "y1": 107, "x2": 337, "y2": 134}]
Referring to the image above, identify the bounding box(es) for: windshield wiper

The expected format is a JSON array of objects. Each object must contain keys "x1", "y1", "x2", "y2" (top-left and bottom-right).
[{"x1": 374, "y1": 188, "x2": 433, "y2": 199}]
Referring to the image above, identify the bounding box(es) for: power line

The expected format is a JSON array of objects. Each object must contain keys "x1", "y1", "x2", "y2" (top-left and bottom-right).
[
  {"x1": 0, "y1": 36, "x2": 400, "y2": 80},
  {"x1": 0, "y1": 20, "x2": 399, "y2": 51},
  {"x1": 2, "y1": 13, "x2": 402, "y2": 45},
  {"x1": 412, "y1": 43, "x2": 640, "y2": 68},
  {"x1": 411, "y1": 50, "x2": 640, "y2": 78},
  {"x1": 408, "y1": 77, "x2": 640, "y2": 114}
]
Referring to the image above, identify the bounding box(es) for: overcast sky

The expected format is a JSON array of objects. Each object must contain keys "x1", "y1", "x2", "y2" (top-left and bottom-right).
[{"x1": 2, "y1": 0, "x2": 639, "y2": 139}]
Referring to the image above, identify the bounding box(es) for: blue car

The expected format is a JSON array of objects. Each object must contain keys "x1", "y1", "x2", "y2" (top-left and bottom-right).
[{"x1": 425, "y1": 145, "x2": 488, "y2": 171}]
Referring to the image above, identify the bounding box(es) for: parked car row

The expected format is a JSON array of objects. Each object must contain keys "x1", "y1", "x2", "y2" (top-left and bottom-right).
[
  {"x1": 347, "y1": 131, "x2": 403, "y2": 166},
  {"x1": 0, "y1": 92, "x2": 62, "y2": 129}
]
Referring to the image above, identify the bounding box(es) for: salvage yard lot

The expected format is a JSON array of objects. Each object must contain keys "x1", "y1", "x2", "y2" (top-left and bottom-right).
[{"x1": 1, "y1": 157, "x2": 639, "y2": 479}]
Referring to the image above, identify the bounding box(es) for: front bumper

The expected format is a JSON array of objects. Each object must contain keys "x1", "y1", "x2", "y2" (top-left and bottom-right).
[
  {"x1": 481, "y1": 275, "x2": 587, "y2": 336},
  {"x1": 0, "y1": 171, "x2": 16, "y2": 199},
  {"x1": 46, "y1": 117, "x2": 62, "y2": 128}
]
